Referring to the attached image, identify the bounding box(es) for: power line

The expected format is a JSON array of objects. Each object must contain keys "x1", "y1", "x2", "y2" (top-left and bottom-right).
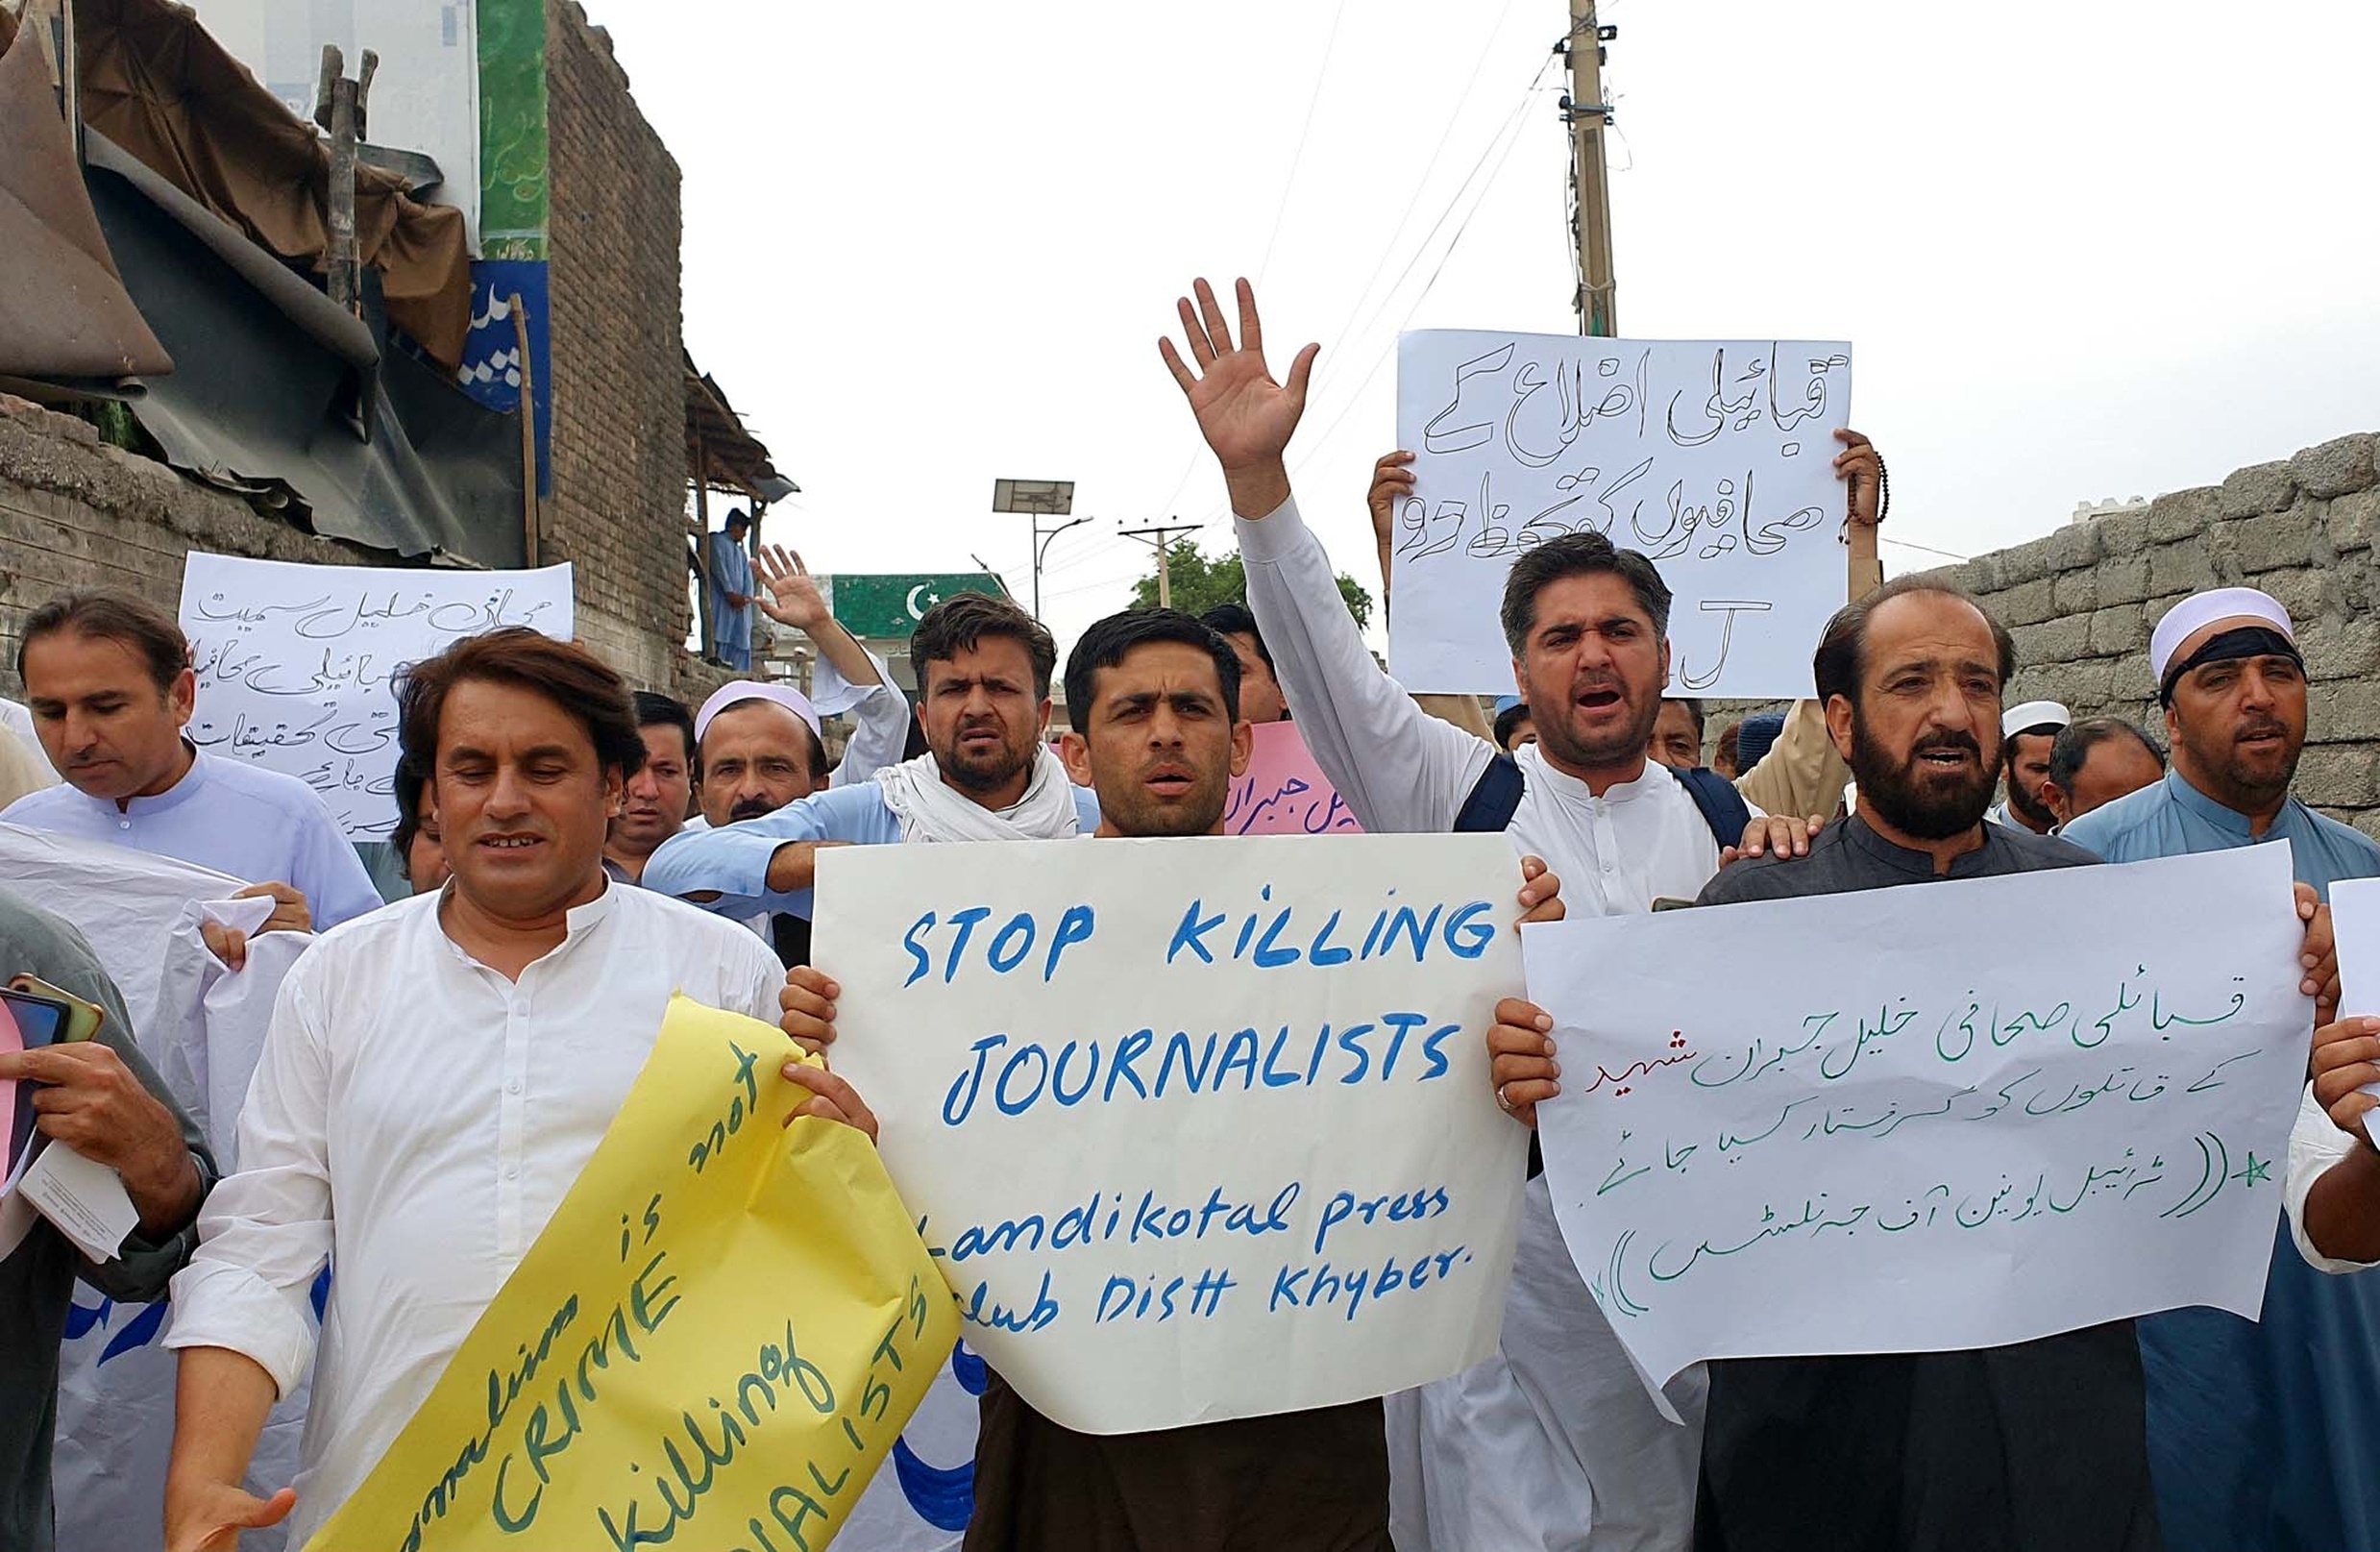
[{"x1": 1255, "y1": 0, "x2": 1352, "y2": 288}]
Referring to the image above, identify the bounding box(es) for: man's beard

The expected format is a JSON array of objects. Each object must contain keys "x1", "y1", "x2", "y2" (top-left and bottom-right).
[
  {"x1": 1852, "y1": 719, "x2": 1997, "y2": 841},
  {"x1": 2004, "y1": 771, "x2": 2057, "y2": 829},
  {"x1": 2181, "y1": 712, "x2": 2301, "y2": 806},
  {"x1": 1531, "y1": 683, "x2": 1662, "y2": 772},
  {"x1": 1105, "y1": 766, "x2": 1229, "y2": 838},
  {"x1": 936, "y1": 725, "x2": 1032, "y2": 795}
]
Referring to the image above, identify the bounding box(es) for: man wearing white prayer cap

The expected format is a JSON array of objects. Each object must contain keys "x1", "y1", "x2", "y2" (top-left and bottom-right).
[
  {"x1": 2065, "y1": 584, "x2": 2380, "y2": 1549},
  {"x1": 1987, "y1": 699, "x2": 2070, "y2": 833}
]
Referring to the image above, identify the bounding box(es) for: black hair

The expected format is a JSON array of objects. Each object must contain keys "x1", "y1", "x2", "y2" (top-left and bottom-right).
[
  {"x1": 1063, "y1": 608, "x2": 1241, "y2": 734},
  {"x1": 912, "y1": 592, "x2": 1059, "y2": 701},
  {"x1": 1500, "y1": 531, "x2": 1673, "y2": 656},
  {"x1": 632, "y1": 691, "x2": 696, "y2": 767},
  {"x1": 1999, "y1": 720, "x2": 2064, "y2": 777},
  {"x1": 396, "y1": 628, "x2": 646, "y2": 781},
  {"x1": 1198, "y1": 603, "x2": 1274, "y2": 673},
  {"x1": 390, "y1": 756, "x2": 429, "y2": 856},
  {"x1": 2048, "y1": 717, "x2": 2166, "y2": 794},
  {"x1": 1665, "y1": 697, "x2": 1706, "y2": 739},
  {"x1": 1492, "y1": 702, "x2": 1534, "y2": 751},
  {"x1": 1812, "y1": 576, "x2": 2016, "y2": 707},
  {"x1": 18, "y1": 590, "x2": 189, "y2": 695}
]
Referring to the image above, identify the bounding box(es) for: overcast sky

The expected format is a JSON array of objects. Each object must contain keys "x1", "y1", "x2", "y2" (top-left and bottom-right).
[{"x1": 594, "y1": 0, "x2": 2380, "y2": 658}]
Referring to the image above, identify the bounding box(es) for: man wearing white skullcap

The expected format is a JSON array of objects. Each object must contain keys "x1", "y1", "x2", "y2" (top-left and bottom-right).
[
  {"x1": 2064, "y1": 583, "x2": 2380, "y2": 1549},
  {"x1": 1987, "y1": 699, "x2": 2070, "y2": 833}
]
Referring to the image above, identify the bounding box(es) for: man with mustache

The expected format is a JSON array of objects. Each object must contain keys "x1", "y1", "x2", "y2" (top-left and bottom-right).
[
  {"x1": 1987, "y1": 700, "x2": 2070, "y2": 834},
  {"x1": 1608, "y1": 579, "x2": 2154, "y2": 1549},
  {"x1": 925, "y1": 605, "x2": 1561, "y2": 1550},
  {"x1": 1160, "y1": 276, "x2": 1870, "y2": 1552},
  {"x1": 644, "y1": 592, "x2": 1101, "y2": 922},
  {"x1": 2062, "y1": 586, "x2": 2380, "y2": 1552},
  {"x1": 158, "y1": 629, "x2": 873, "y2": 1552}
]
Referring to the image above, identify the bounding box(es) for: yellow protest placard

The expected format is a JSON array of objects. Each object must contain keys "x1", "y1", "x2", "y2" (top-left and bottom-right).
[{"x1": 305, "y1": 996, "x2": 958, "y2": 1552}]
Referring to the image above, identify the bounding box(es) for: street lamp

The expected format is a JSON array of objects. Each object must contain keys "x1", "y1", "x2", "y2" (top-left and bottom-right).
[{"x1": 993, "y1": 479, "x2": 1086, "y2": 621}]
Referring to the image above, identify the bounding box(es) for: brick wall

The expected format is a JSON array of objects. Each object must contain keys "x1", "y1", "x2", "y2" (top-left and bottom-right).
[
  {"x1": 1897, "y1": 431, "x2": 2380, "y2": 836},
  {"x1": 543, "y1": 0, "x2": 690, "y2": 694},
  {"x1": 0, "y1": 395, "x2": 397, "y2": 696}
]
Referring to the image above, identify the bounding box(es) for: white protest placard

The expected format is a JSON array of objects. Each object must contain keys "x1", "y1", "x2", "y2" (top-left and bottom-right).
[
  {"x1": 2324, "y1": 876, "x2": 2380, "y2": 1146},
  {"x1": 177, "y1": 554, "x2": 575, "y2": 839},
  {"x1": 1528, "y1": 845, "x2": 2309, "y2": 1389},
  {"x1": 814, "y1": 832, "x2": 1529, "y2": 1435},
  {"x1": 1392, "y1": 332, "x2": 1852, "y2": 698}
]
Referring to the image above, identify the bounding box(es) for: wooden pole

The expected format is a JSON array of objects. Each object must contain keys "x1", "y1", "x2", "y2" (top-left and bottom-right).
[
  {"x1": 510, "y1": 294, "x2": 538, "y2": 564},
  {"x1": 313, "y1": 46, "x2": 373, "y2": 315}
]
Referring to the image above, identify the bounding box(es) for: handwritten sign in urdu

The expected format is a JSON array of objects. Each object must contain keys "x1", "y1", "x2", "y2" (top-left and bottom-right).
[
  {"x1": 177, "y1": 554, "x2": 576, "y2": 841},
  {"x1": 814, "y1": 832, "x2": 1528, "y2": 1435},
  {"x1": 1528, "y1": 845, "x2": 2309, "y2": 1390},
  {"x1": 1391, "y1": 332, "x2": 1852, "y2": 699},
  {"x1": 306, "y1": 998, "x2": 955, "y2": 1552},
  {"x1": 1223, "y1": 722, "x2": 1362, "y2": 838}
]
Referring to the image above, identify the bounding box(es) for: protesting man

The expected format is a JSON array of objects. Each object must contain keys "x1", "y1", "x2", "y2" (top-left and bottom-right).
[
  {"x1": 1987, "y1": 700, "x2": 2070, "y2": 833},
  {"x1": 388, "y1": 759, "x2": 448, "y2": 896},
  {"x1": 158, "y1": 629, "x2": 874, "y2": 1551},
  {"x1": 706, "y1": 509, "x2": 757, "y2": 671},
  {"x1": 1651, "y1": 698, "x2": 1707, "y2": 772},
  {"x1": 2043, "y1": 717, "x2": 2166, "y2": 827},
  {"x1": 1161, "y1": 276, "x2": 1850, "y2": 1550},
  {"x1": 601, "y1": 691, "x2": 696, "y2": 885},
  {"x1": 865, "y1": 605, "x2": 1558, "y2": 1550},
  {"x1": 1197, "y1": 604, "x2": 1288, "y2": 725},
  {"x1": 0, "y1": 891, "x2": 213, "y2": 1552},
  {"x1": 5, "y1": 592, "x2": 383, "y2": 963},
  {"x1": 1513, "y1": 578, "x2": 2157, "y2": 1549},
  {"x1": 2062, "y1": 586, "x2": 2380, "y2": 1551},
  {"x1": 644, "y1": 593, "x2": 1098, "y2": 920}
]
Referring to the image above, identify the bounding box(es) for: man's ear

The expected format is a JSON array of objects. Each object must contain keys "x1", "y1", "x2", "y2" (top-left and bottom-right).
[
  {"x1": 1657, "y1": 636, "x2": 1672, "y2": 691},
  {"x1": 1036, "y1": 698, "x2": 1054, "y2": 738},
  {"x1": 1824, "y1": 694, "x2": 1855, "y2": 763},
  {"x1": 1228, "y1": 719, "x2": 1254, "y2": 778},
  {"x1": 1059, "y1": 729, "x2": 1094, "y2": 788},
  {"x1": 169, "y1": 666, "x2": 197, "y2": 727}
]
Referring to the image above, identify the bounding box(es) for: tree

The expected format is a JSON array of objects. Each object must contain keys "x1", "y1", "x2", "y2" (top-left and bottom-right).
[{"x1": 1129, "y1": 540, "x2": 1372, "y2": 631}]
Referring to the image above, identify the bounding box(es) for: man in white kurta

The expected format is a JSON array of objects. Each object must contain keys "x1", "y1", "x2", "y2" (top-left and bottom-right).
[
  {"x1": 1157, "y1": 278, "x2": 1871, "y2": 1550},
  {"x1": 158, "y1": 628, "x2": 875, "y2": 1549}
]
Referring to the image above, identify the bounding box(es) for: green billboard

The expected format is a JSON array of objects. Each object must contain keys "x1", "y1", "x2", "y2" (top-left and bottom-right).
[{"x1": 825, "y1": 573, "x2": 1011, "y2": 640}]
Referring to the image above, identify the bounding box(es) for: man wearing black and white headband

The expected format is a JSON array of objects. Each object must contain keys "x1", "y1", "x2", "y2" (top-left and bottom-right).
[{"x1": 2065, "y1": 584, "x2": 2380, "y2": 1551}]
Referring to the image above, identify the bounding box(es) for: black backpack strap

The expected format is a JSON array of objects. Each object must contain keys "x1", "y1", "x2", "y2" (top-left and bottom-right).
[
  {"x1": 1672, "y1": 764, "x2": 1753, "y2": 852},
  {"x1": 1454, "y1": 751, "x2": 1526, "y2": 833}
]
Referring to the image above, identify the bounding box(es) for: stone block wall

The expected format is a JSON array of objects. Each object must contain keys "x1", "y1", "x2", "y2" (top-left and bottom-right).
[
  {"x1": 543, "y1": 0, "x2": 690, "y2": 693},
  {"x1": 0, "y1": 395, "x2": 397, "y2": 696},
  {"x1": 1901, "y1": 431, "x2": 2380, "y2": 835}
]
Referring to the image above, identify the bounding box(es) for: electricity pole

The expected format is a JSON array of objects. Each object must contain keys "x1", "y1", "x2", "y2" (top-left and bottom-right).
[
  {"x1": 1561, "y1": 0, "x2": 1617, "y2": 337},
  {"x1": 1120, "y1": 522, "x2": 1203, "y2": 610}
]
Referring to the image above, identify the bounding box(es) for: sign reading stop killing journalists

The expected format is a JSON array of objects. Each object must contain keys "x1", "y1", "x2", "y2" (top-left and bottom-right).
[{"x1": 813, "y1": 833, "x2": 1530, "y2": 1434}]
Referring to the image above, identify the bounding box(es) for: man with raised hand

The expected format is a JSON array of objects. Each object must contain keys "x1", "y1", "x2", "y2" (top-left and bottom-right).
[
  {"x1": 158, "y1": 629, "x2": 872, "y2": 1552},
  {"x1": 2062, "y1": 585, "x2": 2380, "y2": 1552},
  {"x1": 934, "y1": 605, "x2": 1560, "y2": 1551},
  {"x1": 1160, "y1": 276, "x2": 1825, "y2": 1551},
  {"x1": 643, "y1": 592, "x2": 1099, "y2": 923}
]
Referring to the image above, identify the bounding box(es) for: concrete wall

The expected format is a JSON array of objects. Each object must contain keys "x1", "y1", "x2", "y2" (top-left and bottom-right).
[
  {"x1": 543, "y1": 0, "x2": 693, "y2": 695},
  {"x1": 1903, "y1": 431, "x2": 2380, "y2": 835}
]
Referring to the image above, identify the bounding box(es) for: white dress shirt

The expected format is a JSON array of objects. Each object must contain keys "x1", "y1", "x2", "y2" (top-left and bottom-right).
[
  {"x1": 2286, "y1": 1083, "x2": 2380, "y2": 1274},
  {"x1": 0, "y1": 746, "x2": 383, "y2": 929},
  {"x1": 1238, "y1": 495, "x2": 1730, "y2": 1552},
  {"x1": 164, "y1": 882, "x2": 783, "y2": 1546}
]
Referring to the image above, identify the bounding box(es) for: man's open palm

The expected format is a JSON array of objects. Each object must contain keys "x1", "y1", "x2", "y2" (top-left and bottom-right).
[{"x1": 1160, "y1": 277, "x2": 1318, "y2": 472}]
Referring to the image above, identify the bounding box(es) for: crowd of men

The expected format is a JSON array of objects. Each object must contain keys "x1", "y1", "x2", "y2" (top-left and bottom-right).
[{"x1": 0, "y1": 274, "x2": 2376, "y2": 1552}]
